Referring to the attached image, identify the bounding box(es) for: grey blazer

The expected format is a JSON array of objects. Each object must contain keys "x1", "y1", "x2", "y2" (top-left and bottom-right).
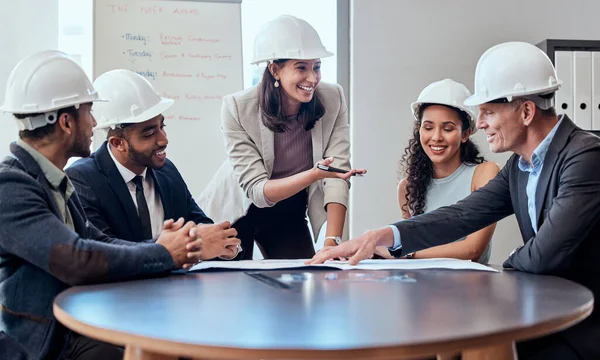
[
  {"x1": 393, "y1": 116, "x2": 600, "y2": 359},
  {"x1": 0, "y1": 143, "x2": 175, "y2": 359},
  {"x1": 199, "y1": 82, "x2": 351, "y2": 239}
]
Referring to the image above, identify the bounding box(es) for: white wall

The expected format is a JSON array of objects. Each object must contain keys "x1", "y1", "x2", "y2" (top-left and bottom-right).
[
  {"x1": 0, "y1": 0, "x2": 59, "y2": 158},
  {"x1": 349, "y1": 0, "x2": 600, "y2": 264}
]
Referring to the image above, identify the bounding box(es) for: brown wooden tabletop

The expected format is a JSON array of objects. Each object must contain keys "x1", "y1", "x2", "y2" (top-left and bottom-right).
[{"x1": 53, "y1": 267, "x2": 593, "y2": 360}]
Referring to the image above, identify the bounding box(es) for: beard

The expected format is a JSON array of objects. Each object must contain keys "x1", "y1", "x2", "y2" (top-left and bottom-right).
[
  {"x1": 71, "y1": 129, "x2": 92, "y2": 158},
  {"x1": 126, "y1": 140, "x2": 166, "y2": 170}
]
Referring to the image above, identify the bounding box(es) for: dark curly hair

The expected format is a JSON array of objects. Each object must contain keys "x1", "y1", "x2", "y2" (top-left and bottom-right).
[{"x1": 400, "y1": 104, "x2": 485, "y2": 216}]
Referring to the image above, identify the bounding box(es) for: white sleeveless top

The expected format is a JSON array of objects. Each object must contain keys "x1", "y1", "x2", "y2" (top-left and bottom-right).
[{"x1": 423, "y1": 163, "x2": 491, "y2": 264}]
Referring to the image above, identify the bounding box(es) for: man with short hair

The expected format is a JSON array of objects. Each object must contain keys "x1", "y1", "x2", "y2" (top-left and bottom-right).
[
  {"x1": 66, "y1": 69, "x2": 241, "y2": 261},
  {"x1": 0, "y1": 51, "x2": 203, "y2": 360}
]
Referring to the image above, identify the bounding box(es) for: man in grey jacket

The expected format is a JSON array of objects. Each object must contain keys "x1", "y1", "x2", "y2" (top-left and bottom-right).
[
  {"x1": 0, "y1": 52, "x2": 204, "y2": 359},
  {"x1": 309, "y1": 42, "x2": 600, "y2": 360}
]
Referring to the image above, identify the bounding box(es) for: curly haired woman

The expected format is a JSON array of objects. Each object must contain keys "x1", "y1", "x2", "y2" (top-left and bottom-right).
[{"x1": 395, "y1": 79, "x2": 500, "y2": 263}]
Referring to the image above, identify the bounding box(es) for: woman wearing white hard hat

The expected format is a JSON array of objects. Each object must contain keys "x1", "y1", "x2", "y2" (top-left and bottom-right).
[
  {"x1": 199, "y1": 15, "x2": 365, "y2": 259},
  {"x1": 389, "y1": 79, "x2": 500, "y2": 263}
]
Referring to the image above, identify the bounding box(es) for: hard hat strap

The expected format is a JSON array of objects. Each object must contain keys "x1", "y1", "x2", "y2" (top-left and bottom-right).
[
  {"x1": 16, "y1": 111, "x2": 58, "y2": 131},
  {"x1": 487, "y1": 93, "x2": 555, "y2": 110},
  {"x1": 487, "y1": 98, "x2": 510, "y2": 104}
]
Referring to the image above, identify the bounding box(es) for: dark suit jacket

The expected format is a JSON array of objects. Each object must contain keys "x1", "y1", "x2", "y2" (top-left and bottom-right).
[
  {"x1": 393, "y1": 116, "x2": 600, "y2": 359},
  {"x1": 0, "y1": 143, "x2": 174, "y2": 360},
  {"x1": 66, "y1": 142, "x2": 212, "y2": 242}
]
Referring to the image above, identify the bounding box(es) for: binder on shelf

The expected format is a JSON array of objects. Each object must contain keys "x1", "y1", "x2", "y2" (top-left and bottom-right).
[
  {"x1": 555, "y1": 51, "x2": 574, "y2": 121},
  {"x1": 574, "y1": 51, "x2": 592, "y2": 130},
  {"x1": 592, "y1": 52, "x2": 600, "y2": 130}
]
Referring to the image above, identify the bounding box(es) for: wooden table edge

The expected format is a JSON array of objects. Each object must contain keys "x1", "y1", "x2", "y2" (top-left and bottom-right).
[{"x1": 53, "y1": 298, "x2": 593, "y2": 359}]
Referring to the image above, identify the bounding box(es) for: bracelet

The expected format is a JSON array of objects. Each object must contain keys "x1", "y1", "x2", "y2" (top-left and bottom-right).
[{"x1": 325, "y1": 236, "x2": 342, "y2": 245}]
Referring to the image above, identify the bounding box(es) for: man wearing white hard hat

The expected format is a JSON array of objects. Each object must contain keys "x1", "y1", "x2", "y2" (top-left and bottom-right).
[
  {"x1": 309, "y1": 42, "x2": 600, "y2": 359},
  {"x1": 0, "y1": 51, "x2": 203, "y2": 360},
  {"x1": 66, "y1": 69, "x2": 241, "y2": 261},
  {"x1": 198, "y1": 15, "x2": 365, "y2": 259}
]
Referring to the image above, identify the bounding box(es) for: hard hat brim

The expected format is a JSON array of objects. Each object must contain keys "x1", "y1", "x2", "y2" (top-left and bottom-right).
[
  {"x1": 0, "y1": 96, "x2": 109, "y2": 115},
  {"x1": 463, "y1": 94, "x2": 490, "y2": 107},
  {"x1": 411, "y1": 100, "x2": 478, "y2": 134},
  {"x1": 95, "y1": 97, "x2": 174, "y2": 130},
  {"x1": 250, "y1": 49, "x2": 334, "y2": 65},
  {"x1": 464, "y1": 82, "x2": 562, "y2": 107}
]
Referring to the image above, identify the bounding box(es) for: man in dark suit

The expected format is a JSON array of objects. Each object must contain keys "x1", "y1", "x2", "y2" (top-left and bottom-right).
[
  {"x1": 66, "y1": 69, "x2": 241, "y2": 261},
  {"x1": 0, "y1": 51, "x2": 202, "y2": 360},
  {"x1": 309, "y1": 42, "x2": 600, "y2": 360}
]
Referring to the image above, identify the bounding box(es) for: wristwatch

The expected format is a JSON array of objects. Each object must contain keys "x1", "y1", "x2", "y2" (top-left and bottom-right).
[
  {"x1": 405, "y1": 251, "x2": 416, "y2": 259},
  {"x1": 219, "y1": 244, "x2": 243, "y2": 260},
  {"x1": 325, "y1": 236, "x2": 342, "y2": 245}
]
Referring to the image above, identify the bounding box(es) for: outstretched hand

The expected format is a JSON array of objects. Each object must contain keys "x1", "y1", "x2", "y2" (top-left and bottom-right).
[
  {"x1": 307, "y1": 227, "x2": 395, "y2": 265},
  {"x1": 314, "y1": 157, "x2": 367, "y2": 181}
]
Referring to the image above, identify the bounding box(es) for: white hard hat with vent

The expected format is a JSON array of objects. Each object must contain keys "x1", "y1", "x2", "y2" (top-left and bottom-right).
[
  {"x1": 251, "y1": 15, "x2": 334, "y2": 65},
  {"x1": 411, "y1": 78, "x2": 478, "y2": 134},
  {"x1": 92, "y1": 69, "x2": 174, "y2": 130},
  {"x1": 464, "y1": 41, "x2": 562, "y2": 109},
  {"x1": 0, "y1": 50, "x2": 105, "y2": 130}
]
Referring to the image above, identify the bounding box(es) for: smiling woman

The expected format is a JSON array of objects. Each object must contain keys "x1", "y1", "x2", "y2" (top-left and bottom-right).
[
  {"x1": 198, "y1": 15, "x2": 365, "y2": 261},
  {"x1": 241, "y1": 0, "x2": 337, "y2": 88},
  {"x1": 258, "y1": 58, "x2": 325, "y2": 133},
  {"x1": 394, "y1": 79, "x2": 500, "y2": 263}
]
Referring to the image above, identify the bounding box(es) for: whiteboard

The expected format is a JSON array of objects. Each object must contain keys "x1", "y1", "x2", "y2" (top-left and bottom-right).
[{"x1": 93, "y1": 0, "x2": 243, "y2": 197}]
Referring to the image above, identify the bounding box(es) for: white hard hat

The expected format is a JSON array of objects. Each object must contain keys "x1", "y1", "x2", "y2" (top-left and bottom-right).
[
  {"x1": 92, "y1": 69, "x2": 174, "y2": 130},
  {"x1": 251, "y1": 15, "x2": 334, "y2": 65},
  {"x1": 0, "y1": 50, "x2": 105, "y2": 130},
  {"x1": 411, "y1": 79, "x2": 478, "y2": 134},
  {"x1": 464, "y1": 42, "x2": 562, "y2": 108}
]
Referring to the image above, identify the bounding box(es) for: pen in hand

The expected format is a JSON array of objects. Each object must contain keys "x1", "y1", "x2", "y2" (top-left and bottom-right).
[{"x1": 316, "y1": 163, "x2": 364, "y2": 176}]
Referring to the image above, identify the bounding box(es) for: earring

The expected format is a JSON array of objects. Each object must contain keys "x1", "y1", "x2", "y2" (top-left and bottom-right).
[{"x1": 274, "y1": 78, "x2": 280, "y2": 88}]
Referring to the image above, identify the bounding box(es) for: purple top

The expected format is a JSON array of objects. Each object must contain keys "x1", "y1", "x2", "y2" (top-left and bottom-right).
[{"x1": 271, "y1": 116, "x2": 313, "y2": 180}]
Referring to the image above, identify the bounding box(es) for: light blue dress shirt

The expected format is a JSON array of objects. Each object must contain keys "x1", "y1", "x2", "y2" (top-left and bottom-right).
[
  {"x1": 388, "y1": 225, "x2": 401, "y2": 249},
  {"x1": 517, "y1": 118, "x2": 562, "y2": 233},
  {"x1": 389, "y1": 117, "x2": 563, "y2": 249}
]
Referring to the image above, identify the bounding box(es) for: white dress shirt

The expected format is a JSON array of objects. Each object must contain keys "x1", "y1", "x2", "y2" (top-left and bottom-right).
[{"x1": 108, "y1": 145, "x2": 165, "y2": 239}]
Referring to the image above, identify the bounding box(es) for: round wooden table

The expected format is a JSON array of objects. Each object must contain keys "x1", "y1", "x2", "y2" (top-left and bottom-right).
[{"x1": 53, "y1": 268, "x2": 593, "y2": 360}]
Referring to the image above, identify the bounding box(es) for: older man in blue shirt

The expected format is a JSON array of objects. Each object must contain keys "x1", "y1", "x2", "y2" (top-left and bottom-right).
[{"x1": 310, "y1": 42, "x2": 600, "y2": 360}]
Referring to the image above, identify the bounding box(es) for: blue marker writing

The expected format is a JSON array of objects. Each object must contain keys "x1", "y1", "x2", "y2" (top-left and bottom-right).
[
  {"x1": 122, "y1": 33, "x2": 148, "y2": 45},
  {"x1": 135, "y1": 70, "x2": 158, "y2": 80},
  {"x1": 124, "y1": 49, "x2": 152, "y2": 58}
]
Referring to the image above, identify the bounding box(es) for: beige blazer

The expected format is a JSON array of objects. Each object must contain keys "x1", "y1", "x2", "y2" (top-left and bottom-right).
[{"x1": 198, "y1": 82, "x2": 351, "y2": 240}]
